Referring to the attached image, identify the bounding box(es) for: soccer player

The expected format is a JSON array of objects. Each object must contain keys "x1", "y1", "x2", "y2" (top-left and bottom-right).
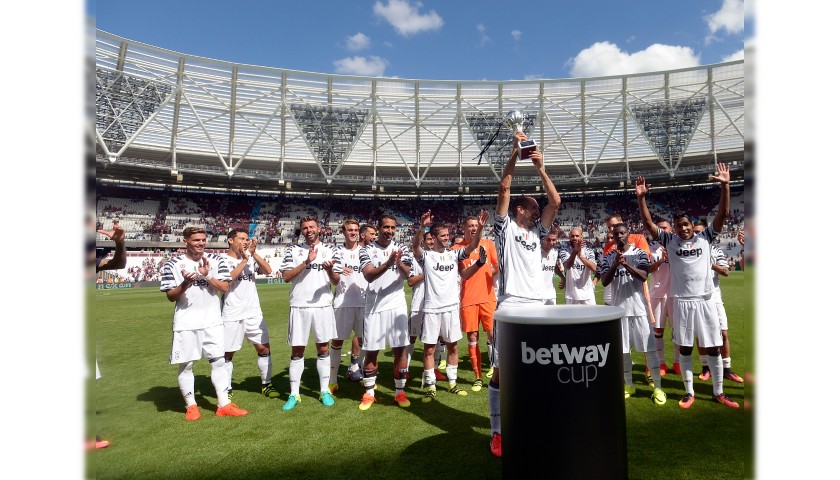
[
  {"x1": 453, "y1": 214, "x2": 500, "y2": 391},
  {"x1": 489, "y1": 131, "x2": 561, "y2": 457},
  {"x1": 693, "y1": 219, "x2": 744, "y2": 384},
  {"x1": 357, "y1": 214, "x2": 414, "y2": 410},
  {"x1": 636, "y1": 163, "x2": 740, "y2": 409},
  {"x1": 328, "y1": 219, "x2": 368, "y2": 388},
  {"x1": 219, "y1": 228, "x2": 278, "y2": 401},
  {"x1": 604, "y1": 214, "x2": 656, "y2": 385},
  {"x1": 413, "y1": 210, "x2": 487, "y2": 402},
  {"x1": 360, "y1": 224, "x2": 377, "y2": 246},
  {"x1": 648, "y1": 221, "x2": 678, "y2": 376},
  {"x1": 280, "y1": 217, "x2": 343, "y2": 410},
  {"x1": 558, "y1": 227, "x2": 597, "y2": 305},
  {"x1": 540, "y1": 229, "x2": 562, "y2": 305},
  {"x1": 160, "y1": 227, "x2": 248, "y2": 420},
  {"x1": 406, "y1": 231, "x2": 440, "y2": 379},
  {"x1": 599, "y1": 223, "x2": 666, "y2": 405}
]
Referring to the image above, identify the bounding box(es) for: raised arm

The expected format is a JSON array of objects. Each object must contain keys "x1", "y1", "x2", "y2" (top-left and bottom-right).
[
  {"x1": 250, "y1": 238, "x2": 272, "y2": 275},
  {"x1": 528, "y1": 148, "x2": 561, "y2": 227},
  {"x1": 710, "y1": 163, "x2": 731, "y2": 233},
  {"x1": 413, "y1": 211, "x2": 432, "y2": 259},
  {"x1": 462, "y1": 210, "x2": 489, "y2": 257},
  {"x1": 635, "y1": 176, "x2": 658, "y2": 239},
  {"x1": 496, "y1": 132, "x2": 526, "y2": 218},
  {"x1": 96, "y1": 220, "x2": 127, "y2": 272}
]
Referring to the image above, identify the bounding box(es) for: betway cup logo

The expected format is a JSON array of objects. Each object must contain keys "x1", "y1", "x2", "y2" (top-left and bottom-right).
[{"x1": 521, "y1": 341, "x2": 610, "y2": 387}]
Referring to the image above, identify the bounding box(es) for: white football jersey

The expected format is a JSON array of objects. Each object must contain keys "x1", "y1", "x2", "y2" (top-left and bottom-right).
[
  {"x1": 281, "y1": 242, "x2": 342, "y2": 308},
  {"x1": 333, "y1": 244, "x2": 367, "y2": 308},
  {"x1": 597, "y1": 246, "x2": 650, "y2": 316},
  {"x1": 494, "y1": 212, "x2": 548, "y2": 301},
  {"x1": 360, "y1": 240, "x2": 413, "y2": 314},
  {"x1": 657, "y1": 226, "x2": 717, "y2": 299},
  {"x1": 558, "y1": 246, "x2": 596, "y2": 301},
  {"x1": 219, "y1": 254, "x2": 261, "y2": 321},
  {"x1": 540, "y1": 247, "x2": 560, "y2": 301},
  {"x1": 419, "y1": 247, "x2": 469, "y2": 312},
  {"x1": 648, "y1": 242, "x2": 671, "y2": 299},
  {"x1": 409, "y1": 255, "x2": 425, "y2": 313},
  {"x1": 160, "y1": 253, "x2": 231, "y2": 331}
]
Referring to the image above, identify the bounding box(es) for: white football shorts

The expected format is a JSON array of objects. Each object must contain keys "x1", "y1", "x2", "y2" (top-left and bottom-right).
[
  {"x1": 672, "y1": 298, "x2": 723, "y2": 348},
  {"x1": 362, "y1": 307, "x2": 409, "y2": 351},
  {"x1": 420, "y1": 308, "x2": 463, "y2": 345},
  {"x1": 335, "y1": 306, "x2": 365, "y2": 340},
  {"x1": 621, "y1": 315, "x2": 656, "y2": 354},
  {"x1": 223, "y1": 314, "x2": 269, "y2": 352},
  {"x1": 170, "y1": 324, "x2": 225, "y2": 364},
  {"x1": 651, "y1": 296, "x2": 673, "y2": 330},
  {"x1": 288, "y1": 306, "x2": 337, "y2": 346}
]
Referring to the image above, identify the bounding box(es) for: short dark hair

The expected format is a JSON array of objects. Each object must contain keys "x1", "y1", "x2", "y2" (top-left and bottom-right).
[
  {"x1": 429, "y1": 222, "x2": 448, "y2": 236},
  {"x1": 462, "y1": 215, "x2": 478, "y2": 225},
  {"x1": 379, "y1": 214, "x2": 397, "y2": 226},
  {"x1": 227, "y1": 227, "x2": 249, "y2": 239},
  {"x1": 511, "y1": 196, "x2": 535, "y2": 213},
  {"x1": 673, "y1": 212, "x2": 692, "y2": 224},
  {"x1": 695, "y1": 218, "x2": 708, "y2": 228},
  {"x1": 611, "y1": 222, "x2": 627, "y2": 232},
  {"x1": 299, "y1": 216, "x2": 319, "y2": 228},
  {"x1": 360, "y1": 223, "x2": 375, "y2": 234}
]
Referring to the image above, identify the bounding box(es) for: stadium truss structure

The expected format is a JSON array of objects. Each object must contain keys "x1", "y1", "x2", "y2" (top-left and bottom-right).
[{"x1": 94, "y1": 30, "x2": 745, "y2": 196}]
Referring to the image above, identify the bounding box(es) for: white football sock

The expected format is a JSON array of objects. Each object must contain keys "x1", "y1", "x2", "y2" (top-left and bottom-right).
[
  {"x1": 709, "y1": 354, "x2": 724, "y2": 396},
  {"x1": 489, "y1": 384, "x2": 501, "y2": 434},
  {"x1": 257, "y1": 353, "x2": 271, "y2": 385},
  {"x1": 210, "y1": 357, "x2": 230, "y2": 407},
  {"x1": 225, "y1": 359, "x2": 234, "y2": 391},
  {"x1": 680, "y1": 354, "x2": 694, "y2": 396},
  {"x1": 645, "y1": 352, "x2": 662, "y2": 389},
  {"x1": 654, "y1": 335, "x2": 665, "y2": 366},
  {"x1": 177, "y1": 361, "x2": 196, "y2": 407},
  {"x1": 316, "y1": 354, "x2": 331, "y2": 393},
  {"x1": 623, "y1": 353, "x2": 633, "y2": 386},
  {"x1": 446, "y1": 363, "x2": 458, "y2": 387},
  {"x1": 289, "y1": 357, "x2": 304, "y2": 396},
  {"x1": 329, "y1": 345, "x2": 342, "y2": 384}
]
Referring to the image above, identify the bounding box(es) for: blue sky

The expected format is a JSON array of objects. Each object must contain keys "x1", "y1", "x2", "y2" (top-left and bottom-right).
[{"x1": 94, "y1": 0, "x2": 750, "y2": 80}]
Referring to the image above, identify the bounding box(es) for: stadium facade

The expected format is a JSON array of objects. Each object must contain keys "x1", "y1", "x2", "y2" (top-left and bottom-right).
[{"x1": 94, "y1": 29, "x2": 744, "y2": 196}]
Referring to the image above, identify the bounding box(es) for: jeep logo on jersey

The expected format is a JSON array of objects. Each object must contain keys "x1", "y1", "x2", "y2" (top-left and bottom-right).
[
  {"x1": 542, "y1": 264, "x2": 555, "y2": 271},
  {"x1": 514, "y1": 233, "x2": 538, "y2": 251},
  {"x1": 433, "y1": 263, "x2": 455, "y2": 272},
  {"x1": 521, "y1": 341, "x2": 610, "y2": 388},
  {"x1": 676, "y1": 247, "x2": 703, "y2": 257}
]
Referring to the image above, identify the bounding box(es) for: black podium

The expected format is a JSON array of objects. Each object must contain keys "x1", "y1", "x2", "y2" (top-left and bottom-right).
[{"x1": 496, "y1": 305, "x2": 627, "y2": 479}]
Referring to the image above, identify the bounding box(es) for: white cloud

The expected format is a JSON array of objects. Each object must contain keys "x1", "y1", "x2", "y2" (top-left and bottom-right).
[
  {"x1": 345, "y1": 32, "x2": 371, "y2": 52},
  {"x1": 333, "y1": 56, "x2": 388, "y2": 76},
  {"x1": 373, "y1": 0, "x2": 443, "y2": 37},
  {"x1": 477, "y1": 23, "x2": 491, "y2": 46},
  {"x1": 722, "y1": 49, "x2": 744, "y2": 62},
  {"x1": 569, "y1": 41, "x2": 700, "y2": 77},
  {"x1": 705, "y1": 0, "x2": 744, "y2": 43},
  {"x1": 511, "y1": 30, "x2": 522, "y2": 41}
]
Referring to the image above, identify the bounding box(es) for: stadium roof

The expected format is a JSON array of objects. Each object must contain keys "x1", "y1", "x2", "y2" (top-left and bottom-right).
[{"x1": 94, "y1": 29, "x2": 744, "y2": 196}]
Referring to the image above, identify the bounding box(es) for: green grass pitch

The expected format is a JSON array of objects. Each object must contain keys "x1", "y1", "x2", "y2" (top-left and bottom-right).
[{"x1": 89, "y1": 273, "x2": 748, "y2": 479}]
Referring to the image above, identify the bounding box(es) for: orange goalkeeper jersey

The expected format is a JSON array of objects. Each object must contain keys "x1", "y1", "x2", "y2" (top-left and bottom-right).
[{"x1": 452, "y1": 238, "x2": 499, "y2": 307}]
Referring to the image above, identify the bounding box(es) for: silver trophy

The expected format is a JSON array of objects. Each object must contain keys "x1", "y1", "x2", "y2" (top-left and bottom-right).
[{"x1": 504, "y1": 110, "x2": 536, "y2": 160}]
